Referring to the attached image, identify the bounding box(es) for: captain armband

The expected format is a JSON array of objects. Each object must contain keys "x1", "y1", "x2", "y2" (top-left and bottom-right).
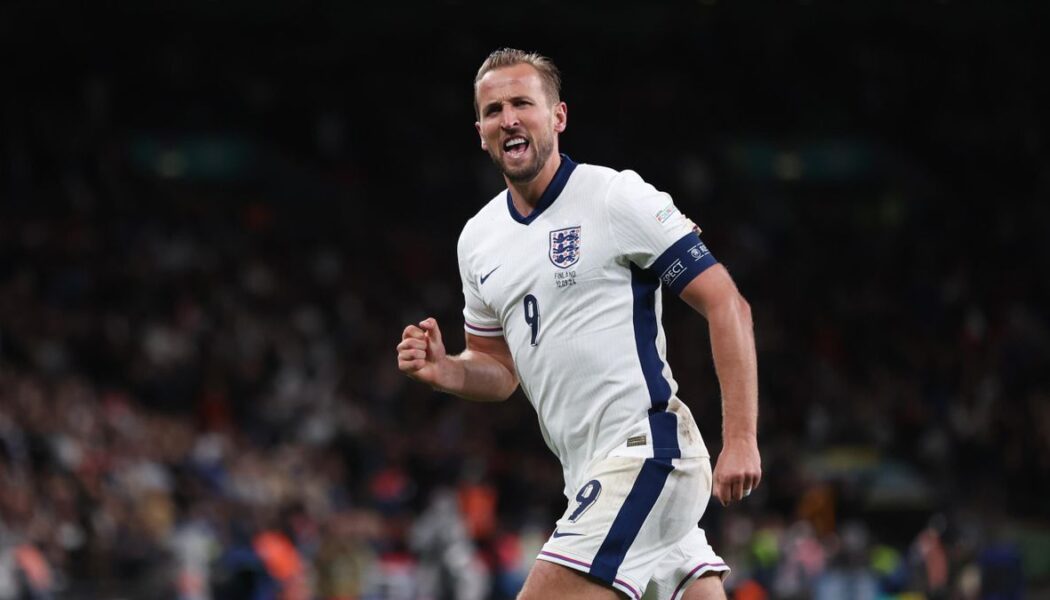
[{"x1": 648, "y1": 233, "x2": 719, "y2": 295}]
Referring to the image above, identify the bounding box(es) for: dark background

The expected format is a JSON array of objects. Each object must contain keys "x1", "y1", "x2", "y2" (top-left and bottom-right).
[{"x1": 1, "y1": 2, "x2": 1048, "y2": 598}]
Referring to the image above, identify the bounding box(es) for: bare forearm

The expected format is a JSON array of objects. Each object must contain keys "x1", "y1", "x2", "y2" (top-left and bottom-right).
[
  {"x1": 707, "y1": 295, "x2": 758, "y2": 442},
  {"x1": 678, "y1": 268, "x2": 762, "y2": 505},
  {"x1": 439, "y1": 350, "x2": 519, "y2": 402},
  {"x1": 398, "y1": 321, "x2": 518, "y2": 402}
]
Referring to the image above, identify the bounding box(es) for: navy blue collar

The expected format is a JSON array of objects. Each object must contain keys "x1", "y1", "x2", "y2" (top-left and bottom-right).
[{"x1": 506, "y1": 154, "x2": 577, "y2": 225}]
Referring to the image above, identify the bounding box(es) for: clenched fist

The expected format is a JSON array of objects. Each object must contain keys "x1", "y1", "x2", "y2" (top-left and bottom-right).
[{"x1": 397, "y1": 317, "x2": 450, "y2": 388}]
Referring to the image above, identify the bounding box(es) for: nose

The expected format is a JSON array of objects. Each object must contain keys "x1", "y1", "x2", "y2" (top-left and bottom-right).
[{"x1": 500, "y1": 106, "x2": 520, "y2": 130}]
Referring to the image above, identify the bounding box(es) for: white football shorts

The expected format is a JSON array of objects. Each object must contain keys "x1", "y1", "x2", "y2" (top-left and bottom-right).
[{"x1": 536, "y1": 455, "x2": 729, "y2": 600}]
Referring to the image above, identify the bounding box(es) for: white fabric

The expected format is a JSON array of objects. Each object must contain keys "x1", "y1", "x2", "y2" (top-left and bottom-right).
[
  {"x1": 536, "y1": 455, "x2": 728, "y2": 600},
  {"x1": 457, "y1": 162, "x2": 710, "y2": 498}
]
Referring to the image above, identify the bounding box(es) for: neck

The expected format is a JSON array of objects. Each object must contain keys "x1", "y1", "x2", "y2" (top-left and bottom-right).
[{"x1": 507, "y1": 152, "x2": 562, "y2": 217}]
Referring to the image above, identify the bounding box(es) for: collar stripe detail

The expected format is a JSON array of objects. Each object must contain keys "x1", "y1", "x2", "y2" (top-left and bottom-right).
[{"x1": 506, "y1": 154, "x2": 577, "y2": 225}]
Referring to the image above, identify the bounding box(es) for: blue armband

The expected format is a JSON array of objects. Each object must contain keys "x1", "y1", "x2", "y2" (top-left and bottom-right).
[{"x1": 647, "y1": 233, "x2": 718, "y2": 294}]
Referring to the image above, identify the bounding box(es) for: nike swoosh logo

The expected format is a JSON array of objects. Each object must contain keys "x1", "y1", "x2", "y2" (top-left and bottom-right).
[
  {"x1": 480, "y1": 266, "x2": 500, "y2": 285},
  {"x1": 552, "y1": 530, "x2": 583, "y2": 539}
]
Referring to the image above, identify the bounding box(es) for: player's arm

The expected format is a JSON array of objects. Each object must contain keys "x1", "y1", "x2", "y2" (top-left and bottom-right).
[
  {"x1": 679, "y1": 265, "x2": 762, "y2": 506},
  {"x1": 397, "y1": 318, "x2": 518, "y2": 402}
]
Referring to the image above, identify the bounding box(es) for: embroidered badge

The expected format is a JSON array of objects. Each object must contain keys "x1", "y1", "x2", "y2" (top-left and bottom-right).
[
  {"x1": 656, "y1": 203, "x2": 676, "y2": 223},
  {"x1": 549, "y1": 226, "x2": 581, "y2": 269}
]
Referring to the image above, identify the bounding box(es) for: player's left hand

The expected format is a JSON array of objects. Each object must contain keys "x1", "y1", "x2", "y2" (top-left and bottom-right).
[{"x1": 713, "y1": 438, "x2": 761, "y2": 506}]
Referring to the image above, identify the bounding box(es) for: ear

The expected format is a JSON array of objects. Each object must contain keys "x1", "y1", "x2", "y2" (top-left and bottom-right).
[
  {"x1": 553, "y1": 101, "x2": 568, "y2": 133},
  {"x1": 475, "y1": 121, "x2": 488, "y2": 150}
]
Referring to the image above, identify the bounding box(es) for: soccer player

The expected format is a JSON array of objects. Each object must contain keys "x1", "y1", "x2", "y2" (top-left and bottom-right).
[{"x1": 397, "y1": 48, "x2": 760, "y2": 600}]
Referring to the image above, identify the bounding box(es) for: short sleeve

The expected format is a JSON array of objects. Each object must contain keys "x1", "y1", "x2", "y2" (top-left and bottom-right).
[
  {"x1": 458, "y1": 231, "x2": 504, "y2": 337},
  {"x1": 606, "y1": 170, "x2": 718, "y2": 294}
]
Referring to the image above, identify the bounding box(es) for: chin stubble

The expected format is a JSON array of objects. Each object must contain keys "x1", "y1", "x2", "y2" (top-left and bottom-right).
[{"x1": 495, "y1": 136, "x2": 554, "y2": 184}]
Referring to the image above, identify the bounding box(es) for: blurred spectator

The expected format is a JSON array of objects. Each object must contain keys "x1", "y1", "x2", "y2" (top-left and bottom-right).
[{"x1": 2, "y1": 3, "x2": 1048, "y2": 598}]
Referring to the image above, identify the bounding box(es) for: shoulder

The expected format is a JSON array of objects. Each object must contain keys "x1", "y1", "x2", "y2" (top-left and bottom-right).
[
  {"x1": 594, "y1": 167, "x2": 667, "y2": 226},
  {"x1": 605, "y1": 168, "x2": 658, "y2": 200},
  {"x1": 569, "y1": 164, "x2": 659, "y2": 206},
  {"x1": 458, "y1": 190, "x2": 507, "y2": 255},
  {"x1": 568, "y1": 162, "x2": 622, "y2": 193},
  {"x1": 559, "y1": 163, "x2": 646, "y2": 212}
]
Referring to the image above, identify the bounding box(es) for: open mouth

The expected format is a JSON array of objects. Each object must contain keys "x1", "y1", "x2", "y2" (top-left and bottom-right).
[{"x1": 503, "y1": 136, "x2": 529, "y2": 158}]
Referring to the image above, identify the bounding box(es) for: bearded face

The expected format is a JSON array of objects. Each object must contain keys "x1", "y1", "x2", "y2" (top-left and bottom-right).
[{"x1": 475, "y1": 63, "x2": 566, "y2": 185}]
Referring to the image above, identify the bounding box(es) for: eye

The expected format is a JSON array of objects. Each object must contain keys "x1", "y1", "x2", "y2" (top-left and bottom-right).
[{"x1": 484, "y1": 105, "x2": 501, "y2": 117}]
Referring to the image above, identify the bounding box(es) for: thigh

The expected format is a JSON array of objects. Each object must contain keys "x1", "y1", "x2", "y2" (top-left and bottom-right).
[
  {"x1": 643, "y1": 527, "x2": 729, "y2": 600},
  {"x1": 519, "y1": 559, "x2": 626, "y2": 600},
  {"x1": 680, "y1": 573, "x2": 727, "y2": 600}
]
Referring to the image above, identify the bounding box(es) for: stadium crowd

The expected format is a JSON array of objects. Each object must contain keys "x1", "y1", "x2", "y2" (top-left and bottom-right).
[{"x1": 3, "y1": 4, "x2": 1049, "y2": 599}]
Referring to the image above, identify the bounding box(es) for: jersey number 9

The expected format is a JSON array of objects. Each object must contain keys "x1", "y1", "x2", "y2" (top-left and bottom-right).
[
  {"x1": 523, "y1": 294, "x2": 539, "y2": 346},
  {"x1": 568, "y1": 479, "x2": 602, "y2": 522}
]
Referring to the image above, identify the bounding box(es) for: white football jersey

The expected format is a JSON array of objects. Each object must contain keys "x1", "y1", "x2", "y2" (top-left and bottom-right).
[{"x1": 458, "y1": 155, "x2": 719, "y2": 497}]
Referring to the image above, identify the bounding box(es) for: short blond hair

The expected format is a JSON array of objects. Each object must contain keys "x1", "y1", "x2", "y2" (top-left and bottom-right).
[{"x1": 473, "y1": 48, "x2": 562, "y2": 118}]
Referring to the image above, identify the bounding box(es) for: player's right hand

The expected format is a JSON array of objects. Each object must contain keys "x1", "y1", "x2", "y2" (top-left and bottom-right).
[{"x1": 397, "y1": 317, "x2": 449, "y2": 387}]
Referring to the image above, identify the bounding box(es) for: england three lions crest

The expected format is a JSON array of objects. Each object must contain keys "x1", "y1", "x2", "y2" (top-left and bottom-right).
[{"x1": 549, "y1": 226, "x2": 581, "y2": 269}]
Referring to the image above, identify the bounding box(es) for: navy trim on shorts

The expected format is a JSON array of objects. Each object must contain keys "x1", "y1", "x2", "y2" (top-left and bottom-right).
[
  {"x1": 536, "y1": 552, "x2": 641, "y2": 599},
  {"x1": 589, "y1": 458, "x2": 675, "y2": 584},
  {"x1": 670, "y1": 561, "x2": 730, "y2": 600}
]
